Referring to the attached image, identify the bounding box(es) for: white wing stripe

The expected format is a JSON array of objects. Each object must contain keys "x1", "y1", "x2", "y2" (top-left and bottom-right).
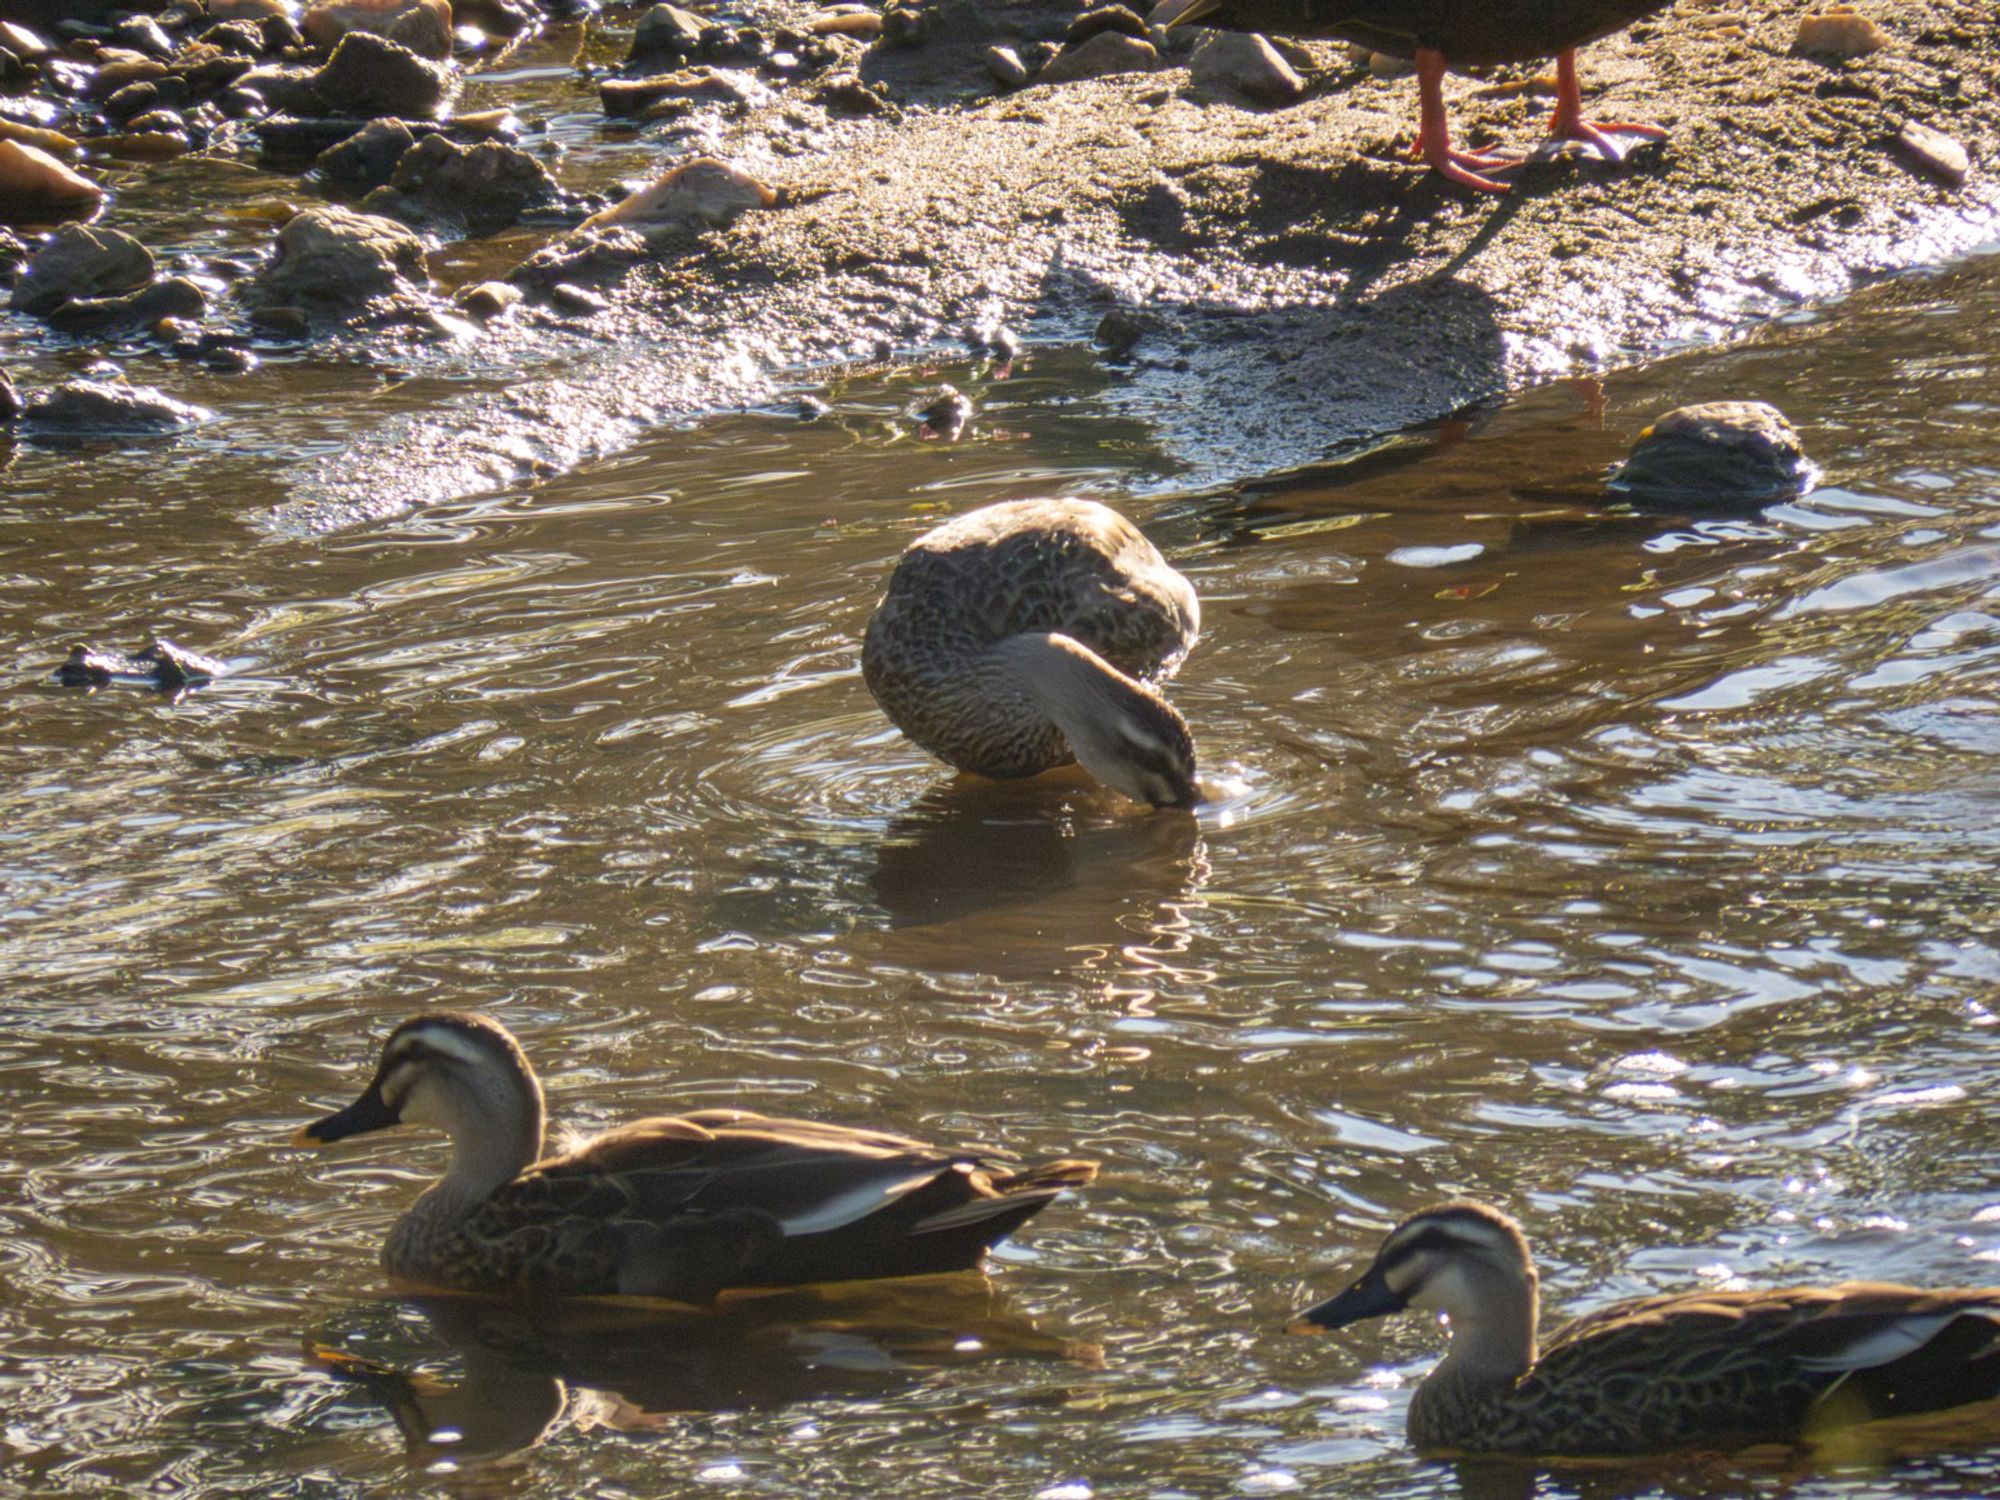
[{"x1": 776, "y1": 1169, "x2": 943, "y2": 1237}]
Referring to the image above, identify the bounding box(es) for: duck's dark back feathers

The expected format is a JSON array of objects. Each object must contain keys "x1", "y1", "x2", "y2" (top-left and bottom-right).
[{"x1": 1175, "y1": 0, "x2": 1673, "y2": 66}]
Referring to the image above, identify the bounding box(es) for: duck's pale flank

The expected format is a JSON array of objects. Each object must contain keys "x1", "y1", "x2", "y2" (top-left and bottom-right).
[
  {"x1": 294, "y1": 1011, "x2": 1097, "y2": 1300},
  {"x1": 1292, "y1": 1201, "x2": 2000, "y2": 1455}
]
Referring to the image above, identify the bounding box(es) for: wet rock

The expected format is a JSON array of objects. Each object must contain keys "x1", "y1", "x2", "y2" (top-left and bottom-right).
[
  {"x1": 984, "y1": 44, "x2": 1027, "y2": 88},
  {"x1": 44, "y1": 274, "x2": 205, "y2": 331},
  {"x1": 1190, "y1": 31, "x2": 1303, "y2": 104},
  {"x1": 195, "y1": 19, "x2": 269, "y2": 56},
  {"x1": 310, "y1": 31, "x2": 451, "y2": 118},
  {"x1": 454, "y1": 278, "x2": 520, "y2": 319},
  {"x1": 234, "y1": 62, "x2": 328, "y2": 113},
  {"x1": 806, "y1": 6, "x2": 880, "y2": 37},
  {"x1": 546, "y1": 279, "x2": 606, "y2": 313},
  {"x1": 1895, "y1": 119, "x2": 1969, "y2": 185},
  {"x1": 312, "y1": 114, "x2": 414, "y2": 188},
  {"x1": 363, "y1": 133, "x2": 564, "y2": 231},
  {"x1": 110, "y1": 14, "x2": 175, "y2": 57},
  {"x1": 1066, "y1": 5, "x2": 1148, "y2": 47},
  {"x1": 1037, "y1": 28, "x2": 1157, "y2": 85},
  {"x1": 249, "y1": 303, "x2": 311, "y2": 336},
  {"x1": 0, "y1": 138, "x2": 104, "y2": 214},
  {"x1": 0, "y1": 21, "x2": 54, "y2": 62},
  {"x1": 914, "y1": 383, "x2": 972, "y2": 439},
  {"x1": 579, "y1": 156, "x2": 776, "y2": 230},
  {"x1": 207, "y1": 0, "x2": 294, "y2": 22},
  {"x1": 302, "y1": 0, "x2": 452, "y2": 60},
  {"x1": 600, "y1": 66, "x2": 754, "y2": 118},
  {"x1": 1792, "y1": 8, "x2": 1889, "y2": 59},
  {"x1": 253, "y1": 204, "x2": 428, "y2": 319},
  {"x1": 1614, "y1": 401, "x2": 1817, "y2": 505},
  {"x1": 10, "y1": 223, "x2": 151, "y2": 316},
  {"x1": 0, "y1": 228, "x2": 26, "y2": 284},
  {"x1": 627, "y1": 2, "x2": 705, "y2": 64},
  {"x1": 1094, "y1": 305, "x2": 1150, "y2": 357},
  {"x1": 19, "y1": 379, "x2": 214, "y2": 440},
  {"x1": 880, "y1": 2, "x2": 926, "y2": 48},
  {"x1": 55, "y1": 638, "x2": 225, "y2": 691},
  {"x1": 507, "y1": 224, "x2": 649, "y2": 287}
]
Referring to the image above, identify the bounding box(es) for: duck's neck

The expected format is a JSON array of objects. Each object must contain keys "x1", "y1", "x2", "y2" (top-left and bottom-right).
[
  {"x1": 386, "y1": 1098, "x2": 544, "y2": 1279},
  {"x1": 1433, "y1": 1277, "x2": 1539, "y2": 1394},
  {"x1": 986, "y1": 631, "x2": 1162, "y2": 778}
]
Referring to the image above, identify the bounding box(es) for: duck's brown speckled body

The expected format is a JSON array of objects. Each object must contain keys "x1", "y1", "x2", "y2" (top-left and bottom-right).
[
  {"x1": 1292, "y1": 1202, "x2": 2000, "y2": 1456},
  {"x1": 298, "y1": 1012, "x2": 1097, "y2": 1301},
  {"x1": 862, "y1": 499, "x2": 1200, "y2": 806}
]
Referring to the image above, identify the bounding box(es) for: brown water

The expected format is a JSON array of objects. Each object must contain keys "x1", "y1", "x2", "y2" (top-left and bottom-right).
[{"x1": 2, "y1": 246, "x2": 1998, "y2": 1499}]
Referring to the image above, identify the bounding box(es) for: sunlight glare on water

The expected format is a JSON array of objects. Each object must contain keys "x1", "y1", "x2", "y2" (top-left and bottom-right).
[{"x1": 0, "y1": 253, "x2": 1998, "y2": 1498}]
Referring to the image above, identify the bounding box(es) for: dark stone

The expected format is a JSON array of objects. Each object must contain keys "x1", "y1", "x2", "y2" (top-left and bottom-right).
[
  {"x1": 814, "y1": 73, "x2": 890, "y2": 115},
  {"x1": 312, "y1": 115, "x2": 414, "y2": 189},
  {"x1": 19, "y1": 379, "x2": 214, "y2": 440},
  {"x1": 252, "y1": 204, "x2": 428, "y2": 318},
  {"x1": 10, "y1": 224, "x2": 155, "y2": 317},
  {"x1": 43, "y1": 274, "x2": 205, "y2": 330},
  {"x1": 195, "y1": 20, "x2": 266, "y2": 55},
  {"x1": 1095, "y1": 306, "x2": 1149, "y2": 357},
  {"x1": 626, "y1": 2, "x2": 703, "y2": 64},
  {"x1": 1614, "y1": 401, "x2": 1817, "y2": 505},
  {"x1": 599, "y1": 66, "x2": 751, "y2": 117},
  {"x1": 310, "y1": 31, "x2": 451, "y2": 118},
  {"x1": 56, "y1": 638, "x2": 225, "y2": 691},
  {"x1": 361, "y1": 131, "x2": 563, "y2": 231},
  {"x1": 913, "y1": 382, "x2": 972, "y2": 440},
  {"x1": 1066, "y1": 5, "x2": 1147, "y2": 47}
]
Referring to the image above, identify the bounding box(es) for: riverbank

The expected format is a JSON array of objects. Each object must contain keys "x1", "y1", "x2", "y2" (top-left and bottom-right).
[{"x1": 3, "y1": 0, "x2": 1995, "y2": 524}]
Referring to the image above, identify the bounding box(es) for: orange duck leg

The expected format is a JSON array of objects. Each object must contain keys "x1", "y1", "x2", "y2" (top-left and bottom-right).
[
  {"x1": 1546, "y1": 46, "x2": 1667, "y2": 161},
  {"x1": 1413, "y1": 47, "x2": 1520, "y2": 193}
]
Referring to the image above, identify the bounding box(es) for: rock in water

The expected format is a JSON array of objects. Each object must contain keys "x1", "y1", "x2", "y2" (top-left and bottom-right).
[
  {"x1": 626, "y1": 2, "x2": 705, "y2": 63},
  {"x1": 19, "y1": 379, "x2": 214, "y2": 440},
  {"x1": 310, "y1": 31, "x2": 452, "y2": 117},
  {"x1": 363, "y1": 133, "x2": 563, "y2": 230},
  {"x1": 253, "y1": 205, "x2": 429, "y2": 320},
  {"x1": 1614, "y1": 401, "x2": 1817, "y2": 505},
  {"x1": 10, "y1": 224, "x2": 153, "y2": 317},
  {"x1": 580, "y1": 157, "x2": 776, "y2": 230},
  {"x1": 56, "y1": 638, "x2": 226, "y2": 691},
  {"x1": 0, "y1": 139, "x2": 103, "y2": 213}
]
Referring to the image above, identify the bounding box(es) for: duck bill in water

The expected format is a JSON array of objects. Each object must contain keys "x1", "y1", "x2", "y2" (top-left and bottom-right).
[
  {"x1": 1287, "y1": 1264, "x2": 1409, "y2": 1335},
  {"x1": 293, "y1": 1077, "x2": 401, "y2": 1146}
]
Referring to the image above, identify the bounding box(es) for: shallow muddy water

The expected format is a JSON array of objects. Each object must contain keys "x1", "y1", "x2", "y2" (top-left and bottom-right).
[{"x1": 2, "y1": 246, "x2": 1999, "y2": 1499}]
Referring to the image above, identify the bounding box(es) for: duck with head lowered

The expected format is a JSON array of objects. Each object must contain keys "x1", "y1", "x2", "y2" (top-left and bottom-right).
[
  {"x1": 862, "y1": 498, "x2": 1201, "y2": 810},
  {"x1": 1166, "y1": 0, "x2": 1674, "y2": 193},
  {"x1": 1290, "y1": 1201, "x2": 2000, "y2": 1456},
  {"x1": 293, "y1": 1011, "x2": 1097, "y2": 1302}
]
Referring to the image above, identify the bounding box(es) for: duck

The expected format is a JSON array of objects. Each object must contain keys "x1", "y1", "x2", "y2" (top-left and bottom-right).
[
  {"x1": 292, "y1": 1011, "x2": 1098, "y2": 1301},
  {"x1": 1289, "y1": 1201, "x2": 2000, "y2": 1455},
  {"x1": 1164, "y1": 0, "x2": 1673, "y2": 193},
  {"x1": 861, "y1": 498, "x2": 1200, "y2": 808}
]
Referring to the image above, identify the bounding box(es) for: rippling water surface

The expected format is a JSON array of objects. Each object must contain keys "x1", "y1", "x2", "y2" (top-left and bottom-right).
[{"x1": 2, "y1": 250, "x2": 1998, "y2": 1499}]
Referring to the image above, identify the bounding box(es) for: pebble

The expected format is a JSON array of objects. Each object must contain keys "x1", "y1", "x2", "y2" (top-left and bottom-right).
[
  {"x1": 1190, "y1": 31, "x2": 1304, "y2": 104},
  {"x1": 580, "y1": 157, "x2": 776, "y2": 230},
  {"x1": 805, "y1": 6, "x2": 881, "y2": 37},
  {"x1": 1095, "y1": 306, "x2": 1149, "y2": 357},
  {"x1": 985, "y1": 44, "x2": 1028, "y2": 89},
  {"x1": 1614, "y1": 401, "x2": 1817, "y2": 504},
  {"x1": 1037, "y1": 29, "x2": 1159, "y2": 85},
  {"x1": 454, "y1": 279, "x2": 521, "y2": 318},
  {"x1": 546, "y1": 280, "x2": 607, "y2": 313},
  {"x1": 914, "y1": 382, "x2": 972, "y2": 440},
  {"x1": 1895, "y1": 119, "x2": 1969, "y2": 185},
  {"x1": 1792, "y1": 8, "x2": 1890, "y2": 59},
  {"x1": 627, "y1": 2, "x2": 705, "y2": 63},
  {"x1": 10, "y1": 223, "x2": 152, "y2": 316}
]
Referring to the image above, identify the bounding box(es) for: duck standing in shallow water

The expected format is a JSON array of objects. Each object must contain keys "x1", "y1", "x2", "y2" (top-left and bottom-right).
[
  {"x1": 1289, "y1": 1201, "x2": 2000, "y2": 1455},
  {"x1": 293, "y1": 1012, "x2": 1097, "y2": 1300},
  {"x1": 862, "y1": 498, "x2": 1200, "y2": 808},
  {"x1": 1166, "y1": 0, "x2": 1673, "y2": 193}
]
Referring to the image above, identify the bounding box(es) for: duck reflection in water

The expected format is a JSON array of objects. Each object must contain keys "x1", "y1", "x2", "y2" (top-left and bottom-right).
[
  {"x1": 870, "y1": 771, "x2": 1208, "y2": 931},
  {"x1": 308, "y1": 1274, "x2": 1097, "y2": 1467}
]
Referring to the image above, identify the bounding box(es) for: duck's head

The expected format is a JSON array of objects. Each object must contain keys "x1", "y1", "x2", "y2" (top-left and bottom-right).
[
  {"x1": 995, "y1": 632, "x2": 1200, "y2": 808},
  {"x1": 1287, "y1": 1201, "x2": 1537, "y2": 1336},
  {"x1": 293, "y1": 1011, "x2": 545, "y2": 1154}
]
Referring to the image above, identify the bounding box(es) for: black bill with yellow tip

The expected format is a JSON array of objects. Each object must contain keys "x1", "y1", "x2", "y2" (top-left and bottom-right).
[
  {"x1": 1285, "y1": 1263, "x2": 1408, "y2": 1336},
  {"x1": 292, "y1": 1078, "x2": 400, "y2": 1147}
]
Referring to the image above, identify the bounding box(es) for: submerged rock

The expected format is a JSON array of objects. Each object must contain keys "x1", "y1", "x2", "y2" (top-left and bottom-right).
[
  {"x1": 580, "y1": 157, "x2": 776, "y2": 230},
  {"x1": 914, "y1": 383, "x2": 972, "y2": 440},
  {"x1": 44, "y1": 274, "x2": 205, "y2": 331},
  {"x1": 56, "y1": 638, "x2": 225, "y2": 691},
  {"x1": 252, "y1": 204, "x2": 429, "y2": 319},
  {"x1": 1614, "y1": 401, "x2": 1817, "y2": 505},
  {"x1": 18, "y1": 378, "x2": 214, "y2": 439},
  {"x1": 10, "y1": 223, "x2": 153, "y2": 317},
  {"x1": 0, "y1": 138, "x2": 103, "y2": 214}
]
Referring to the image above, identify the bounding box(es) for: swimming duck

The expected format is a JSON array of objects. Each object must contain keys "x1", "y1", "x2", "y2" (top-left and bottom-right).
[
  {"x1": 293, "y1": 1011, "x2": 1098, "y2": 1300},
  {"x1": 862, "y1": 498, "x2": 1200, "y2": 808},
  {"x1": 1166, "y1": 0, "x2": 1673, "y2": 193},
  {"x1": 1291, "y1": 1201, "x2": 2000, "y2": 1455}
]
